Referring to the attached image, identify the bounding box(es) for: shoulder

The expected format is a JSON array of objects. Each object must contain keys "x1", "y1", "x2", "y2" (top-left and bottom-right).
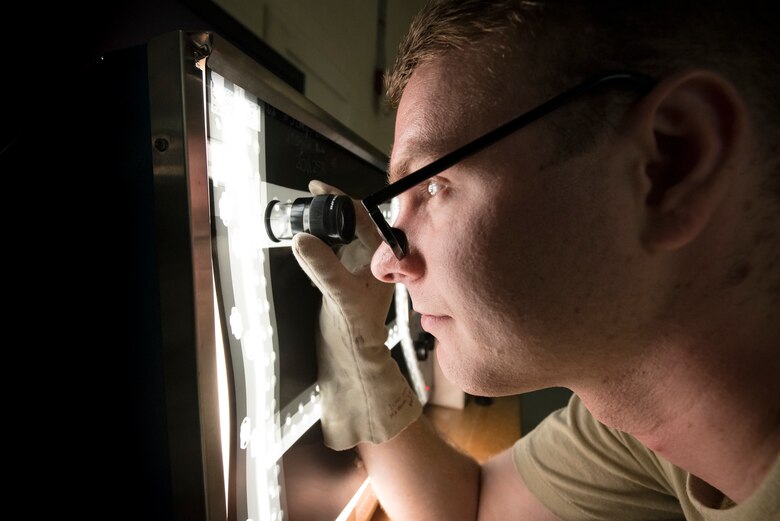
[{"x1": 511, "y1": 394, "x2": 684, "y2": 520}]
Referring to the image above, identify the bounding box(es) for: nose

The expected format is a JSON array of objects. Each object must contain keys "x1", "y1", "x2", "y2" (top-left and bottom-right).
[
  {"x1": 371, "y1": 238, "x2": 422, "y2": 283},
  {"x1": 371, "y1": 240, "x2": 402, "y2": 283}
]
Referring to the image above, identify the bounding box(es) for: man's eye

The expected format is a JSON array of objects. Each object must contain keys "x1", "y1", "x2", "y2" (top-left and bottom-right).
[{"x1": 427, "y1": 179, "x2": 443, "y2": 196}]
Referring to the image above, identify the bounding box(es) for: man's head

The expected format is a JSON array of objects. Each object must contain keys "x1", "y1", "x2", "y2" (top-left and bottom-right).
[{"x1": 371, "y1": 0, "x2": 780, "y2": 396}]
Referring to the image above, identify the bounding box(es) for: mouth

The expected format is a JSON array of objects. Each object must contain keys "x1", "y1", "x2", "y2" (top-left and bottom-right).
[{"x1": 419, "y1": 313, "x2": 451, "y2": 333}]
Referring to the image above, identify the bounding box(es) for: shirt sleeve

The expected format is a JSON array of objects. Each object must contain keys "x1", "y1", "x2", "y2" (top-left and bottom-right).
[{"x1": 512, "y1": 394, "x2": 684, "y2": 521}]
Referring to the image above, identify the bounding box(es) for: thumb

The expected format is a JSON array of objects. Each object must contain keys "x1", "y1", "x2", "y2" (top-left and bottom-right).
[
  {"x1": 354, "y1": 203, "x2": 384, "y2": 252},
  {"x1": 309, "y1": 179, "x2": 348, "y2": 197},
  {"x1": 291, "y1": 233, "x2": 354, "y2": 297}
]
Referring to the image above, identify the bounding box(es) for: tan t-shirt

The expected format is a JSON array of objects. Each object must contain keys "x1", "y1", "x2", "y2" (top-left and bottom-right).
[{"x1": 512, "y1": 394, "x2": 780, "y2": 520}]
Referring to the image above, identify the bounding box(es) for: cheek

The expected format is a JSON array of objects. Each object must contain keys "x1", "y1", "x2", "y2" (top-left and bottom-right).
[
  {"x1": 450, "y1": 204, "x2": 512, "y2": 302},
  {"x1": 439, "y1": 182, "x2": 584, "y2": 345},
  {"x1": 434, "y1": 207, "x2": 497, "y2": 292},
  {"x1": 436, "y1": 207, "x2": 525, "y2": 348}
]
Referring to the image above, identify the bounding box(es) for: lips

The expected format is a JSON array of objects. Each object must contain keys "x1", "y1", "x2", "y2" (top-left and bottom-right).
[{"x1": 419, "y1": 313, "x2": 450, "y2": 333}]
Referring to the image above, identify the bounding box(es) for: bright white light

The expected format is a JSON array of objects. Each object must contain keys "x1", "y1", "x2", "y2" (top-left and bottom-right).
[
  {"x1": 385, "y1": 320, "x2": 401, "y2": 349},
  {"x1": 389, "y1": 197, "x2": 400, "y2": 226},
  {"x1": 218, "y1": 191, "x2": 233, "y2": 227},
  {"x1": 395, "y1": 284, "x2": 429, "y2": 405},
  {"x1": 275, "y1": 383, "x2": 322, "y2": 459},
  {"x1": 243, "y1": 329, "x2": 259, "y2": 361},
  {"x1": 229, "y1": 307, "x2": 244, "y2": 340},
  {"x1": 240, "y1": 417, "x2": 251, "y2": 449},
  {"x1": 335, "y1": 478, "x2": 372, "y2": 521},
  {"x1": 207, "y1": 70, "x2": 283, "y2": 521},
  {"x1": 214, "y1": 285, "x2": 231, "y2": 514}
]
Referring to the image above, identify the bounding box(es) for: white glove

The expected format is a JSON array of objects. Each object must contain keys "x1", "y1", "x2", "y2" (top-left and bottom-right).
[{"x1": 292, "y1": 180, "x2": 422, "y2": 450}]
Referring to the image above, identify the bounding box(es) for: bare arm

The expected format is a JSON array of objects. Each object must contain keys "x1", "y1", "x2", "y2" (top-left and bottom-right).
[
  {"x1": 357, "y1": 417, "x2": 561, "y2": 521},
  {"x1": 358, "y1": 416, "x2": 480, "y2": 521},
  {"x1": 479, "y1": 448, "x2": 563, "y2": 521}
]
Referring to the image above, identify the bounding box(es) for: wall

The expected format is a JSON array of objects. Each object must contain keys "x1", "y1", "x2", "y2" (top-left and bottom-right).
[
  {"x1": 520, "y1": 388, "x2": 573, "y2": 435},
  {"x1": 212, "y1": 0, "x2": 428, "y2": 156}
]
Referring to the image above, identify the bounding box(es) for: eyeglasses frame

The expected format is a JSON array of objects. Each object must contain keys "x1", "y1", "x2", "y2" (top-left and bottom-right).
[{"x1": 361, "y1": 71, "x2": 658, "y2": 260}]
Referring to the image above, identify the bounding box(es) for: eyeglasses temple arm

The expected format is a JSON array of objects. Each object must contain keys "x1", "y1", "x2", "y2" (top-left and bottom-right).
[{"x1": 363, "y1": 71, "x2": 656, "y2": 208}]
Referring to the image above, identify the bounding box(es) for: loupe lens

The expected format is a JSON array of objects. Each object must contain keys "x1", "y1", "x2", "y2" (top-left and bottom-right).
[
  {"x1": 265, "y1": 194, "x2": 356, "y2": 245},
  {"x1": 265, "y1": 200, "x2": 294, "y2": 241}
]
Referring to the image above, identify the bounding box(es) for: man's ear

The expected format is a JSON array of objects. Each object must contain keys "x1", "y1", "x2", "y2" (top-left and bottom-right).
[{"x1": 627, "y1": 70, "x2": 749, "y2": 252}]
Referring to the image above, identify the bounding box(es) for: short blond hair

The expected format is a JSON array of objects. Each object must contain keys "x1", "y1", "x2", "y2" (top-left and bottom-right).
[{"x1": 386, "y1": 0, "x2": 780, "y2": 193}]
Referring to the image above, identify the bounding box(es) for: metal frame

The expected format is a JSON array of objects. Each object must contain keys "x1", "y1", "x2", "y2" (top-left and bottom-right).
[{"x1": 148, "y1": 30, "x2": 226, "y2": 521}]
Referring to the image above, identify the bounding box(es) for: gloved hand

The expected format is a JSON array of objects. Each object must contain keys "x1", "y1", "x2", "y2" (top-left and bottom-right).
[{"x1": 292, "y1": 180, "x2": 422, "y2": 450}]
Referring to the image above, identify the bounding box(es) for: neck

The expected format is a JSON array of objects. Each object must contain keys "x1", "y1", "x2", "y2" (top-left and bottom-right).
[{"x1": 574, "y1": 316, "x2": 780, "y2": 503}]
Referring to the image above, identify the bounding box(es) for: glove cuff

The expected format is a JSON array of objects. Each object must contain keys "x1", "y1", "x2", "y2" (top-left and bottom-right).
[{"x1": 317, "y1": 340, "x2": 423, "y2": 451}]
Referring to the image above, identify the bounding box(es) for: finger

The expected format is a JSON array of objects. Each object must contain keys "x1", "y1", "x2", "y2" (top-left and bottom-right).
[
  {"x1": 292, "y1": 233, "x2": 356, "y2": 296},
  {"x1": 309, "y1": 179, "x2": 348, "y2": 197},
  {"x1": 354, "y1": 203, "x2": 383, "y2": 252}
]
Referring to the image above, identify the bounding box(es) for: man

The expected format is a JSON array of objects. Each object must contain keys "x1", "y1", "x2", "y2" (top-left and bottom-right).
[{"x1": 292, "y1": 1, "x2": 780, "y2": 519}]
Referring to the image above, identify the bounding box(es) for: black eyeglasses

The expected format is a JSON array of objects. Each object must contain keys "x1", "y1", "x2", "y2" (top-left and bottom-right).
[{"x1": 362, "y1": 71, "x2": 657, "y2": 260}]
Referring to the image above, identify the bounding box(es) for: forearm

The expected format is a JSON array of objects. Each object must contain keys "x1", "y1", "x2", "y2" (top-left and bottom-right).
[{"x1": 357, "y1": 415, "x2": 481, "y2": 521}]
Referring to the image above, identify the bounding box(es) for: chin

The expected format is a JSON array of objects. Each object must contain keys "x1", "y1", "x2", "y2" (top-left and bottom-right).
[
  {"x1": 435, "y1": 340, "x2": 484, "y2": 389},
  {"x1": 460, "y1": 379, "x2": 516, "y2": 397},
  {"x1": 437, "y1": 353, "x2": 501, "y2": 396},
  {"x1": 439, "y1": 355, "x2": 540, "y2": 397}
]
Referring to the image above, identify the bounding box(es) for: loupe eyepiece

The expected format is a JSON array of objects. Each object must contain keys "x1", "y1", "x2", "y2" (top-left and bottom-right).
[{"x1": 265, "y1": 194, "x2": 356, "y2": 245}]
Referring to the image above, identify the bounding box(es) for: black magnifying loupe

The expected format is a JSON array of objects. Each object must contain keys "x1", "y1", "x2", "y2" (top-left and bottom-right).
[{"x1": 265, "y1": 194, "x2": 356, "y2": 245}]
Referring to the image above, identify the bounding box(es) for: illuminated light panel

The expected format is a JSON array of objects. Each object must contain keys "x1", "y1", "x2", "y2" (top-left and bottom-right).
[
  {"x1": 275, "y1": 383, "x2": 323, "y2": 460},
  {"x1": 208, "y1": 68, "x2": 424, "y2": 521},
  {"x1": 395, "y1": 283, "x2": 429, "y2": 405},
  {"x1": 384, "y1": 320, "x2": 401, "y2": 349},
  {"x1": 207, "y1": 70, "x2": 283, "y2": 521}
]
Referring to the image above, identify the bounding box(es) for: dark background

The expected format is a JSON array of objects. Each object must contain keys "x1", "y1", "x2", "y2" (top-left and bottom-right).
[{"x1": 0, "y1": 2, "x2": 312, "y2": 518}]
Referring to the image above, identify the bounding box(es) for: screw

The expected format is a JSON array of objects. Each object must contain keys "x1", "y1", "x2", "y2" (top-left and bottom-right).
[{"x1": 154, "y1": 138, "x2": 169, "y2": 152}]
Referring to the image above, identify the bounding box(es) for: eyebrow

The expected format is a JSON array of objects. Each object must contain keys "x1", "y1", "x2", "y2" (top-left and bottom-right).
[
  {"x1": 386, "y1": 108, "x2": 459, "y2": 183},
  {"x1": 387, "y1": 135, "x2": 449, "y2": 184},
  {"x1": 387, "y1": 156, "x2": 410, "y2": 184}
]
